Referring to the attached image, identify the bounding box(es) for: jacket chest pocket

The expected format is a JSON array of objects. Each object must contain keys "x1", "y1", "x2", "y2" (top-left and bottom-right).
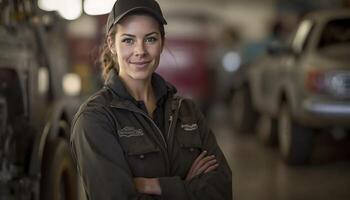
[
  {"x1": 175, "y1": 117, "x2": 203, "y2": 169},
  {"x1": 119, "y1": 133, "x2": 165, "y2": 177}
]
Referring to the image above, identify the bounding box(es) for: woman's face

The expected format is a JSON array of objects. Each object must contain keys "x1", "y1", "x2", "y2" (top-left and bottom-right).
[{"x1": 110, "y1": 14, "x2": 163, "y2": 82}]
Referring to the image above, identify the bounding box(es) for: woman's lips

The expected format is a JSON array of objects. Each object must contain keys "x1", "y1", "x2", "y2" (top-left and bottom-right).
[{"x1": 130, "y1": 61, "x2": 151, "y2": 68}]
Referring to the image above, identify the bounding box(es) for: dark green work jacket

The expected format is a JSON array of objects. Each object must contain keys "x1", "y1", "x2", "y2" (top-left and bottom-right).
[{"x1": 70, "y1": 70, "x2": 232, "y2": 200}]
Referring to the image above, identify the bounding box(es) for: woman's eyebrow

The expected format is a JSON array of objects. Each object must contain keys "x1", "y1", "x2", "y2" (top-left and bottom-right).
[
  {"x1": 121, "y1": 32, "x2": 159, "y2": 37},
  {"x1": 121, "y1": 34, "x2": 135, "y2": 37},
  {"x1": 145, "y1": 32, "x2": 159, "y2": 36}
]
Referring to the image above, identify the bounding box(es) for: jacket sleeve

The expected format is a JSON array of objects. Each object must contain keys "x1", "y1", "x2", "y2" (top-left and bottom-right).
[
  {"x1": 158, "y1": 100, "x2": 233, "y2": 200},
  {"x1": 70, "y1": 106, "x2": 156, "y2": 200}
]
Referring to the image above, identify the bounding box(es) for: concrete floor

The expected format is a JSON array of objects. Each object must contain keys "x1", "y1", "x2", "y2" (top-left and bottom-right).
[{"x1": 210, "y1": 104, "x2": 350, "y2": 200}]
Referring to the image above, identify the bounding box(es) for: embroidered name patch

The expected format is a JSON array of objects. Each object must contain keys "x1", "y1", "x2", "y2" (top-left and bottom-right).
[
  {"x1": 181, "y1": 123, "x2": 198, "y2": 131},
  {"x1": 118, "y1": 126, "x2": 144, "y2": 137}
]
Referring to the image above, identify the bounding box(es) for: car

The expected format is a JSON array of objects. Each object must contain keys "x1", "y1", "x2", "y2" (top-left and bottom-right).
[
  {"x1": 247, "y1": 9, "x2": 350, "y2": 165},
  {"x1": 0, "y1": 0, "x2": 81, "y2": 199}
]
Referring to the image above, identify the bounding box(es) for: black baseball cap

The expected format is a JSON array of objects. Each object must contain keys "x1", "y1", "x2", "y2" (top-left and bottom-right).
[{"x1": 106, "y1": 0, "x2": 167, "y2": 33}]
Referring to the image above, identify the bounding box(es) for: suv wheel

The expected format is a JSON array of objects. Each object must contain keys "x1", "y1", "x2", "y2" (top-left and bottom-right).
[
  {"x1": 257, "y1": 113, "x2": 278, "y2": 145},
  {"x1": 41, "y1": 138, "x2": 77, "y2": 200},
  {"x1": 278, "y1": 103, "x2": 313, "y2": 165},
  {"x1": 230, "y1": 86, "x2": 256, "y2": 133}
]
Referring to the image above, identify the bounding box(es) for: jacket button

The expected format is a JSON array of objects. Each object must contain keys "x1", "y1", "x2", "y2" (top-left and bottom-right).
[{"x1": 139, "y1": 154, "x2": 145, "y2": 159}]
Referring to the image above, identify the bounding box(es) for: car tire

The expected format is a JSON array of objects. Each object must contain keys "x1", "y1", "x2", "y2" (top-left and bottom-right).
[
  {"x1": 230, "y1": 86, "x2": 257, "y2": 133},
  {"x1": 257, "y1": 113, "x2": 278, "y2": 146},
  {"x1": 40, "y1": 138, "x2": 77, "y2": 200},
  {"x1": 278, "y1": 103, "x2": 313, "y2": 165}
]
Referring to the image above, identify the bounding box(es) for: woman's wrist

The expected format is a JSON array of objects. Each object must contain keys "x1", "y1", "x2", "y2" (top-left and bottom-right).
[
  {"x1": 134, "y1": 177, "x2": 162, "y2": 195},
  {"x1": 147, "y1": 178, "x2": 161, "y2": 195}
]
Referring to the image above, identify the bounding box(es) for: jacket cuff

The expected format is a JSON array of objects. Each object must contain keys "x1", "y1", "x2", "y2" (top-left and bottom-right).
[{"x1": 159, "y1": 176, "x2": 188, "y2": 200}]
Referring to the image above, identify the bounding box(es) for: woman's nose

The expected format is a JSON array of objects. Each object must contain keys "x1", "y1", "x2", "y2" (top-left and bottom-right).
[{"x1": 134, "y1": 41, "x2": 146, "y2": 57}]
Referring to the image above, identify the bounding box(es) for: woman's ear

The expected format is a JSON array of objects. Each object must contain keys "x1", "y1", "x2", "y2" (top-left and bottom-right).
[{"x1": 107, "y1": 35, "x2": 117, "y2": 55}]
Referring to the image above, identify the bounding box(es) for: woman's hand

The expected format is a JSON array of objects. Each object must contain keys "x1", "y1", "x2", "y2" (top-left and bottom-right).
[
  {"x1": 134, "y1": 151, "x2": 218, "y2": 195},
  {"x1": 134, "y1": 177, "x2": 161, "y2": 195},
  {"x1": 186, "y1": 150, "x2": 219, "y2": 181}
]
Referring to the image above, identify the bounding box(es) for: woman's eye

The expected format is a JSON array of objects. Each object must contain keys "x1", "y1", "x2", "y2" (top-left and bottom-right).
[
  {"x1": 122, "y1": 38, "x2": 134, "y2": 44},
  {"x1": 145, "y1": 37, "x2": 157, "y2": 43}
]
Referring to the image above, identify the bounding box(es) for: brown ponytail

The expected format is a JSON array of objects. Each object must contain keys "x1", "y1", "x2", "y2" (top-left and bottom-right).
[{"x1": 100, "y1": 27, "x2": 118, "y2": 80}]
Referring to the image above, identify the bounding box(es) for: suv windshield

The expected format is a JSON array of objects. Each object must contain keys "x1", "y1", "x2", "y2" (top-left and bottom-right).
[{"x1": 318, "y1": 18, "x2": 350, "y2": 48}]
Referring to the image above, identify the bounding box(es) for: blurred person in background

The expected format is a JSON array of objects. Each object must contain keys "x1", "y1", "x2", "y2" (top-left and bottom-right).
[{"x1": 70, "y1": 0, "x2": 232, "y2": 199}]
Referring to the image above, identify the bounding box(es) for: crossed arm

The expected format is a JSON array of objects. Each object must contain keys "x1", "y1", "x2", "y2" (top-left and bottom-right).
[{"x1": 133, "y1": 150, "x2": 218, "y2": 195}]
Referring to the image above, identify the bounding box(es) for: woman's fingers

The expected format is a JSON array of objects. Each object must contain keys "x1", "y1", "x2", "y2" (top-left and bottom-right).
[
  {"x1": 190, "y1": 151, "x2": 207, "y2": 170},
  {"x1": 186, "y1": 151, "x2": 209, "y2": 181},
  {"x1": 186, "y1": 151, "x2": 218, "y2": 181},
  {"x1": 191, "y1": 154, "x2": 215, "y2": 173},
  {"x1": 204, "y1": 163, "x2": 219, "y2": 174},
  {"x1": 188, "y1": 150, "x2": 207, "y2": 176},
  {"x1": 195, "y1": 158, "x2": 218, "y2": 176}
]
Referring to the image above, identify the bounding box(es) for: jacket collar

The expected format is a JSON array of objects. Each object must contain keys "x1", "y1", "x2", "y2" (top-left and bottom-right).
[{"x1": 105, "y1": 69, "x2": 177, "y2": 106}]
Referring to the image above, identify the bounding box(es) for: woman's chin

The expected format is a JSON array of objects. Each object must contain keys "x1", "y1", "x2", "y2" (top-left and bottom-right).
[{"x1": 129, "y1": 71, "x2": 153, "y2": 81}]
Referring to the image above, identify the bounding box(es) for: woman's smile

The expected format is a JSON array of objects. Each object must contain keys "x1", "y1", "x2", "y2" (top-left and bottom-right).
[{"x1": 130, "y1": 60, "x2": 152, "y2": 69}]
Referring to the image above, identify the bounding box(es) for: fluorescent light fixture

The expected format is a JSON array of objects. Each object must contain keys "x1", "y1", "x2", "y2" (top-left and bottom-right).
[
  {"x1": 58, "y1": 0, "x2": 82, "y2": 20},
  {"x1": 37, "y1": 0, "x2": 82, "y2": 20},
  {"x1": 38, "y1": 0, "x2": 60, "y2": 11},
  {"x1": 38, "y1": 0, "x2": 58, "y2": 11},
  {"x1": 84, "y1": 0, "x2": 116, "y2": 15}
]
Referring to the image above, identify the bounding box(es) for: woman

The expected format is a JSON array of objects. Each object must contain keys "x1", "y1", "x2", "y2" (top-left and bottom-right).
[{"x1": 70, "y1": 0, "x2": 232, "y2": 199}]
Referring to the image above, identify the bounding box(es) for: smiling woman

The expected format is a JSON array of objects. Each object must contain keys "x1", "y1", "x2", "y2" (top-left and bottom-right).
[{"x1": 70, "y1": 0, "x2": 232, "y2": 199}]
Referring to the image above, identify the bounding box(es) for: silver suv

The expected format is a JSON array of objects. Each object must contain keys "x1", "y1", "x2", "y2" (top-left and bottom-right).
[{"x1": 248, "y1": 10, "x2": 350, "y2": 165}]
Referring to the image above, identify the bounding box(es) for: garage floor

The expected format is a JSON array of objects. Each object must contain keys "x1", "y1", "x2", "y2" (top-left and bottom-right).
[{"x1": 210, "y1": 104, "x2": 350, "y2": 200}]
